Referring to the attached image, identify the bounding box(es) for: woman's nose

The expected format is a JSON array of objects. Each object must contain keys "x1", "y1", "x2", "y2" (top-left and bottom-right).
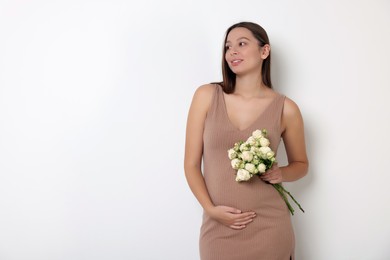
[{"x1": 230, "y1": 49, "x2": 238, "y2": 55}]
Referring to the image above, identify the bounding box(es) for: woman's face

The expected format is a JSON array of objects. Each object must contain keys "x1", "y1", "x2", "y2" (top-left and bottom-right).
[{"x1": 225, "y1": 27, "x2": 269, "y2": 76}]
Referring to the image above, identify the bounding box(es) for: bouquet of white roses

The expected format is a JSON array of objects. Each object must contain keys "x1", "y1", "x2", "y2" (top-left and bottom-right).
[{"x1": 227, "y1": 129, "x2": 304, "y2": 215}]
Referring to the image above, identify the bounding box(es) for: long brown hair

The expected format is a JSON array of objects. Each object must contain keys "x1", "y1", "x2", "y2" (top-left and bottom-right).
[{"x1": 213, "y1": 22, "x2": 272, "y2": 93}]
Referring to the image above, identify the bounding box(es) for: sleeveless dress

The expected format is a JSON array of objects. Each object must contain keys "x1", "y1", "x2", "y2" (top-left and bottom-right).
[{"x1": 200, "y1": 84, "x2": 295, "y2": 260}]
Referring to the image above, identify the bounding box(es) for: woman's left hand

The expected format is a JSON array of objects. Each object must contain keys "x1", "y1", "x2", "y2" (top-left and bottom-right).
[{"x1": 260, "y1": 164, "x2": 283, "y2": 184}]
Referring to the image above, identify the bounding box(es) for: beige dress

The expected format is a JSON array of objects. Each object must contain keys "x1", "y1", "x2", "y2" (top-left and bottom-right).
[{"x1": 200, "y1": 84, "x2": 295, "y2": 260}]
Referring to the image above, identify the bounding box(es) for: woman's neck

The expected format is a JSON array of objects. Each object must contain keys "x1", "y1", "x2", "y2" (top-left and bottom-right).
[{"x1": 234, "y1": 74, "x2": 268, "y2": 98}]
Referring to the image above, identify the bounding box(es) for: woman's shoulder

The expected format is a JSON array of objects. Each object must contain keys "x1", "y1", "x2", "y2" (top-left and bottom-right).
[
  {"x1": 191, "y1": 83, "x2": 218, "y2": 114},
  {"x1": 194, "y1": 83, "x2": 218, "y2": 96},
  {"x1": 269, "y1": 89, "x2": 301, "y2": 113},
  {"x1": 279, "y1": 94, "x2": 304, "y2": 128},
  {"x1": 283, "y1": 96, "x2": 302, "y2": 116},
  {"x1": 276, "y1": 93, "x2": 304, "y2": 132}
]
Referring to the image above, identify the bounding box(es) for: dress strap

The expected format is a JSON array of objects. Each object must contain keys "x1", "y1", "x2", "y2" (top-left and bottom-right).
[
  {"x1": 206, "y1": 84, "x2": 221, "y2": 119},
  {"x1": 275, "y1": 94, "x2": 286, "y2": 135}
]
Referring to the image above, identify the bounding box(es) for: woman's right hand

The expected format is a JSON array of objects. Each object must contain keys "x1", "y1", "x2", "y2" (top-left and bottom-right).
[{"x1": 207, "y1": 205, "x2": 256, "y2": 230}]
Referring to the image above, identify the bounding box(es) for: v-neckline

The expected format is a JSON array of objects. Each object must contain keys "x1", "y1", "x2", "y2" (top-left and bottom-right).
[{"x1": 220, "y1": 86, "x2": 280, "y2": 132}]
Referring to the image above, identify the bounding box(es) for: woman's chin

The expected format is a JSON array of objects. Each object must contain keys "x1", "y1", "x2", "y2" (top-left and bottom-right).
[
  {"x1": 229, "y1": 67, "x2": 245, "y2": 75},
  {"x1": 230, "y1": 66, "x2": 260, "y2": 77},
  {"x1": 231, "y1": 69, "x2": 247, "y2": 76}
]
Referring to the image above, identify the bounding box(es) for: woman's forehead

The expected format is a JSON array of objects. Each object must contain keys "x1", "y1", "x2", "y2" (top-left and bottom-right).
[{"x1": 226, "y1": 27, "x2": 253, "y2": 41}]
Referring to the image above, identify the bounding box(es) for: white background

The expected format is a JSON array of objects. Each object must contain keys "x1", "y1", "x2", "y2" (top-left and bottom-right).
[{"x1": 1, "y1": 0, "x2": 389, "y2": 259}]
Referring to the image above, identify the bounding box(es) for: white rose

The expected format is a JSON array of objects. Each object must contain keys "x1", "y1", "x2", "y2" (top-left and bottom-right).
[
  {"x1": 233, "y1": 142, "x2": 241, "y2": 152},
  {"x1": 259, "y1": 137, "x2": 270, "y2": 147},
  {"x1": 239, "y1": 143, "x2": 250, "y2": 152},
  {"x1": 245, "y1": 163, "x2": 257, "y2": 174},
  {"x1": 259, "y1": 146, "x2": 271, "y2": 153},
  {"x1": 241, "y1": 151, "x2": 253, "y2": 162},
  {"x1": 259, "y1": 146, "x2": 271, "y2": 158},
  {"x1": 266, "y1": 151, "x2": 275, "y2": 159},
  {"x1": 252, "y1": 129, "x2": 264, "y2": 139},
  {"x1": 228, "y1": 149, "x2": 238, "y2": 159},
  {"x1": 257, "y1": 163, "x2": 266, "y2": 173},
  {"x1": 231, "y1": 158, "x2": 242, "y2": 170},
  {"x1": 246, "y1": 136, "x2": 256, "y2": 146},
  {"x1": 250, "y1": 146, "x2": 258, "y2": 154},
  {"x1": 236, "y1": 169, "x2": 251, "y2": 182},
  {"x1": 252, "y1": 156, "x2": 260, "y2": 165}
]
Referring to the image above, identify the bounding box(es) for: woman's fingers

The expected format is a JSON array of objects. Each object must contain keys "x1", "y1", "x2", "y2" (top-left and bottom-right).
[
  {"x1": 261, "y1": 169, "x2": 282, "y2": 183},
  {"x1": 211, "y1": 205, "x2": 257, "y2": 230},
  {"x1": 234, "y1": 218, "x2": 254, "y2": 226},
  {"x1": 234, "y1": 212, "x2": 256, "y2": 222},
  {"x1": 225, "y1": 208, "x2": 255, "y2": 221},
  {"x1": 230, "y1": 224, "x2": 246, "y2": 230},
  {"x1": 261, "y1": 164, "x2": 283, "y2": 183},
  {"x1": 231, "y1": 212, "x2": 256, "y2": 227},
  {"x1": 230, "y1": 216, "x2": 256, "y2": 229},
  {"x1": 223, "y1": 206, "x2": 242, "y2": 214}
]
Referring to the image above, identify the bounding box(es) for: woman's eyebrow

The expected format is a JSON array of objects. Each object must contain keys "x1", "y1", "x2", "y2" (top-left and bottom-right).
[{"x1": 225, "y1": 37, "x2": 251, "y2": 43}]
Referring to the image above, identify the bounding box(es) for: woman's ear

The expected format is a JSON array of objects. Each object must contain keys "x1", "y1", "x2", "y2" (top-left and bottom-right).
[{"x1": 260, "y1": 44, "x2": 271, "y2": 59}]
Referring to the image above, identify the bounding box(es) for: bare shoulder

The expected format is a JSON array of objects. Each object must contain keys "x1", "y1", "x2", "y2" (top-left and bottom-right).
[
  {"x1": 281, "y1": 96, "x2": 304, "y2": 132},
  {"x1": 282, "y1": 96, "x2": 302, "y2": 118},
  {"x1": 194, "y1": 83, "x2": 215, "y2": 99},
  {"x1": 191, "y1": 83, "x2": 216, "y2": 113}
]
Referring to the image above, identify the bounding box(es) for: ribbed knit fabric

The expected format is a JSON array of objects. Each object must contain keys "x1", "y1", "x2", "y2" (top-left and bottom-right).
[{"x1": 200, "y1": 84, "x2": 294, "y2": 260}]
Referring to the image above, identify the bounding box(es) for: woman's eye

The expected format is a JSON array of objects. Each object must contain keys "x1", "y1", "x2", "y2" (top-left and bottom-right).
[
  {"x1": 225, "y1": 46, "x2": 231, "y2": 49},
  {"x1": 239, "y1": 42, "x2": 246, "y2": 46}
]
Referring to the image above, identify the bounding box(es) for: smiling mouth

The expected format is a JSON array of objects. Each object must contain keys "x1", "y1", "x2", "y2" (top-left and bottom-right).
[{"x1": 231, "y1": 59, "x2": 243, "y2": 66}]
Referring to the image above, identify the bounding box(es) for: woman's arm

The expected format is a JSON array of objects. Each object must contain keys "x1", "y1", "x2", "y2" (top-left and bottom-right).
[
  {"x1": 184, "y1": 84, "x2": 215, "y2": 212},
  {"x1": 184, "y1": 84, "x2": 256, "y2": 229},
  {"x1": 261, "y1": 97, "x2": 309, "y2": 183}
]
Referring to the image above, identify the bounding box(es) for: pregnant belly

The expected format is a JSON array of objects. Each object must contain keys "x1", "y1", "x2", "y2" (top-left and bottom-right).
[{"x1": 206, "y1": 175, "x2": 287, "y2": 213}]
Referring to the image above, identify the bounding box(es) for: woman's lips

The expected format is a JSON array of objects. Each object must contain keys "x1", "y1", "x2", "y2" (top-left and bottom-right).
[{"x1": 231, "y1": 59, "x2": 243, "y2": 66}]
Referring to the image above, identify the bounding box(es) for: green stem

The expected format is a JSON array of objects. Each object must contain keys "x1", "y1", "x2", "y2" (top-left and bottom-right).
[
  {"x1": 272, "y1": 184, "x2": 305, "y2": 215},
  {"x1": 275, "y1": 185, "x2": 294, "y2": 215}
]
